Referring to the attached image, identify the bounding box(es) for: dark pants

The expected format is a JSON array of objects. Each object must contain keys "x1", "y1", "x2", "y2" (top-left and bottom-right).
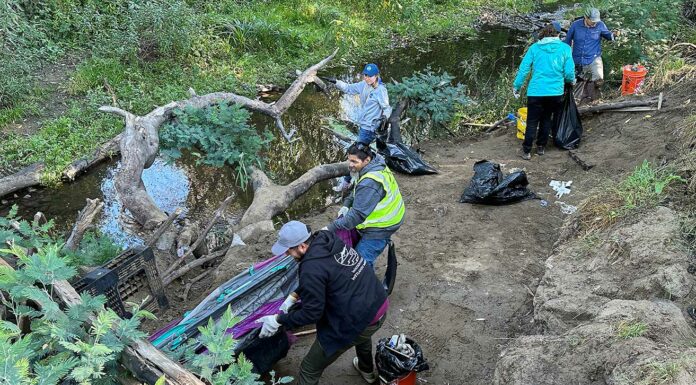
[
  {"x1": 523, "y1": 95, "x2": 563, "y2": 153},
  {"x1": 297, "y1": 317, "x2": 385, "y2": 385}
]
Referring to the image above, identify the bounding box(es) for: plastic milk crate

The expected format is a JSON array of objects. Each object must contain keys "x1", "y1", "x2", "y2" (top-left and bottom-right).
[{"x1": 73, "y1": 246, "x2": 168, "y2": 318}]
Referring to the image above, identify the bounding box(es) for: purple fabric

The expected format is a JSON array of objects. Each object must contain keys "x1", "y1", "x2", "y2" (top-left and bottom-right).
[
  {"x1": 253, "y1": 254, "x2": 283, "y2": 271},
  {"x1": 227, "y1": 298, "x2": 285, "y2": 338},
  {"x1": 335, "y1": 227, "x2": 360, "y2": 248},
  {"x1": 149, "y1": 317, "x2": 182, "y2": 342}
]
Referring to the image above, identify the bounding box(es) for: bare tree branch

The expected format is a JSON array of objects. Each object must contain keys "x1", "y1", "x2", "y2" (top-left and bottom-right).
[{"x1": 64, "y1": 198, "x2": 104, "y2": 252}]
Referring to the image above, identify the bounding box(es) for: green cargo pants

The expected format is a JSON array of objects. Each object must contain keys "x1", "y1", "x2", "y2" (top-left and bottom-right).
[{"x1": 297, "y1": 317, "x2": 385, "y2": 385}]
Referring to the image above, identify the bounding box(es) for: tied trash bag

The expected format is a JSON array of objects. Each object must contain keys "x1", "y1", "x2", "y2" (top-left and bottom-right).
[
  {"x1": 375, "y1": 337, "x2": 429, "y2": 382},
  {"x1": 554, "y1": 84, "x2": 583, "y2": 150},
  {"x1": 459, "y1": 160, "x2": 536, "y2": 205},
  {"x1": 376, "y1": 139, "x2": 438, "y2": 176}
]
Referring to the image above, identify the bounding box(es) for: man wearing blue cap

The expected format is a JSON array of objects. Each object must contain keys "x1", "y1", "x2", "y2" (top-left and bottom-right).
[
  {"x1": 564, "y1": 7, "x2": 618, "y2": 102},
  {"x1": 323, "y1": 63, "x2": 392, "y2": 146},
  {"x1": 256, "y1": 220, "x2": 389, "y2": 384}
]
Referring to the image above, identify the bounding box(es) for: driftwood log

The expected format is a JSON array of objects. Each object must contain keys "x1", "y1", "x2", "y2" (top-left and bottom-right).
[
  {"x1": 0, "y1": 49, "x2": 339, "y2": 203},
  {"x1": 100, "y1": 49, "x2": 338, "y2": 229},
  {"x1": 64, "y1": 198, "x2": 104, "y2": 252}
]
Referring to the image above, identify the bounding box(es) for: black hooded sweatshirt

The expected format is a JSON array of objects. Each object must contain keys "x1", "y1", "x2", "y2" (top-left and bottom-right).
[{"x1": 276, "y1": 230, "x2": 387, "y2": 356}]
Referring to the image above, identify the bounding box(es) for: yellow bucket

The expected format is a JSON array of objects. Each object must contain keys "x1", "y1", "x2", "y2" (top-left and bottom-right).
[{"x1": 516, "y1": 107, "x2": 527, "y2": 140}]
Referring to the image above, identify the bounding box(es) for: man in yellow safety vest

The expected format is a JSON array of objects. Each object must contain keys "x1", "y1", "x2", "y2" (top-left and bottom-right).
[{"x1": 326, "y1": 142, "x2": 405, "y2": 267}]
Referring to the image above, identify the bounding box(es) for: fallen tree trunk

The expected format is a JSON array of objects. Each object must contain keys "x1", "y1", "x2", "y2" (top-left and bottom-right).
[
  {"x1": 240, "y1": 162, "x2": 349, "y2": 228},
  {"x1": 578, "y1": 97, "x2": 659, "y2": 116},
  {"x1": 0, "y1": 163, "x2": 44, "y2": 199},
  {"x1": 64, "y1": 198, "x2": 104, "y2": 252},
  {"x1": 101, "y1": 49, "x2": 338, "y2": 229}
]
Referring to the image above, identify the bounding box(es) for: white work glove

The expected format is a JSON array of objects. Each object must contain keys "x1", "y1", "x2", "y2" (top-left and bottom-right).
[
  {"x1": 256, "y1": 315, "x2": 281, "y2": 338},
  {"x1": 512, "y1": 87, "x2": 521, "y2": 99},
  {"x1": 337, "y1": 206, "x2": 349, "y2": 218},
  {"x1": 279, "y1": 294, "x2": 298, "y2": 313},
  {"x1": 320, "y1": 226, "x2": 328, "y2": 231}
]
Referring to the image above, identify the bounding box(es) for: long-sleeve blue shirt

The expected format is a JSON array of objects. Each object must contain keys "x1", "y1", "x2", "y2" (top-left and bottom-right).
[
  {"x1": 335, "y1": 80, "x2": 392, "y2": 132},
  {"x1": 564, "y1": 18, "x2": 614, "y2": 66}
]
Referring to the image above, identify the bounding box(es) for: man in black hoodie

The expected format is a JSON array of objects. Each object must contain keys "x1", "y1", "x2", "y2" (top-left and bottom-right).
[{"x1": 256, "y1": 220, "x2": 389, "y2": 385}]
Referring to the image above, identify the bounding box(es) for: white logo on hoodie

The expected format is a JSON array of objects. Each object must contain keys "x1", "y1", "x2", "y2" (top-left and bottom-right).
[{"x1": 334, "y1": 246, "x2": 361, "y2": 267}]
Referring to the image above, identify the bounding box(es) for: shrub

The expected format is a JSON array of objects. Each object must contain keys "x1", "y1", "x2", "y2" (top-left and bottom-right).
[
  {"x1": 0, "y1": 243, "x2": 153, "y2": 385},
  {"x1": 160, "y1": 103, "x2": 273, "y2": 189},
  {"x1": 388, "y1": 68, "x2": 470, "y2": 140}
]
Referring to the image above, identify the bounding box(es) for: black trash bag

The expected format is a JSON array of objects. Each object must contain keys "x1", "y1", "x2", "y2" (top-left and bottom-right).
[
  {"x1": 235, "y1": 327, "x2": 290, "y2": 374},
  {"x1": 375, "y1": 337, "x2": 429, "y2": 382},
  {"x1": 459, "y1": 160, "x2": 536, "y2": 205},
  {"x1": 376, "y1": 139, "x2": 438, "y2": 175},
  {"x1": 554, "y1": 84, "x2": 583, "y2": 150},
  {"x1": 382, "y1": 240, "x2": 397, "y2": 296}
]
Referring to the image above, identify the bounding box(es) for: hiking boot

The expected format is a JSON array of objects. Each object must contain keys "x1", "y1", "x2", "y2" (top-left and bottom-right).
[
  {"x1": 353, "y1": 357, "x2": 377, "y2": 384},
  {"x1": 520, "y1": 151, "x2": 531, "y2": 160},
  {"x1": 536, "y1": 146, "x2": 545, "y2": 156}
]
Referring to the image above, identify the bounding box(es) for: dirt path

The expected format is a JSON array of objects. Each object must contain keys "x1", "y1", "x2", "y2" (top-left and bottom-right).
[
  {"x1": 145, "y1": 88, "x2": 685, "y2": 384},
  {"x1": 269, "y1": 96, "x2": 681, "y2": 383}
]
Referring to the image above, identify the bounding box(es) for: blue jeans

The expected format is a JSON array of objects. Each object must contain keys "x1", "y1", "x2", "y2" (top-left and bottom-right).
[
  {"x1": 357, "y1": 128, "x2": 376, "y2": 145},
  {"x1": 355, "y1": 238, "x2": 389, "y2": 268}
]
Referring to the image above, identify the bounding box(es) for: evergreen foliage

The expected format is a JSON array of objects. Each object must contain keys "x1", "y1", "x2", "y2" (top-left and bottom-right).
[
  {"x1": 388, "y1": 69, "x2": 470, "y2": 139},
  {"x1": 160, "y1": 103, "x2": 273, "y2": 189}
]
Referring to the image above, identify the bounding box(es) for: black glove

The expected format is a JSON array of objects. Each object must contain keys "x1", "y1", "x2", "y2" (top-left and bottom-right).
[{"x1": 319, "y1": 76, "x2": 337, "y2": 84}]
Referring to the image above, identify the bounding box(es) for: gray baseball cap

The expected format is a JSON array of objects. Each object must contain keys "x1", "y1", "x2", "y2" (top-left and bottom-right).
[
  {"x1": 272, "y1": 220, "x2": 311, "y2": 256},
  {"x1": 585, "y1": 8, "x2": 601, "y2": 23}
]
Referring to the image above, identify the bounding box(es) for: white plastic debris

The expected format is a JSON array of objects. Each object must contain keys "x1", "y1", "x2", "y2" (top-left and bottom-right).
[
  {"x1": 549, "y1": 180, "x2": 573, "y2": 198},
  {"x1": 231, "y1": 233, "x2": 245, "y2": 247},
  {"x1": 555, "y1": 201, "x2": 578, "y2": 215}
]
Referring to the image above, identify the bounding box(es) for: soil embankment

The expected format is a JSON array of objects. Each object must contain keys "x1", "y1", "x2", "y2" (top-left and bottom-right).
[{"x1": 151, "y1": 82, "x2": 696, "y2": 384}]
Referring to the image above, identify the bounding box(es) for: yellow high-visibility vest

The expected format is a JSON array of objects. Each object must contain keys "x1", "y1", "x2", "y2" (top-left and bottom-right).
[{"x1": 355, "y1": 167, "x2": 405, "y2": 229}]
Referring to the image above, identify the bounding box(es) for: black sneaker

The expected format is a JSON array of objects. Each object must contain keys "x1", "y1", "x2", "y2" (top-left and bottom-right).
[{"x1": 537, "y1": 146, "x2": 545, "y2": 155}]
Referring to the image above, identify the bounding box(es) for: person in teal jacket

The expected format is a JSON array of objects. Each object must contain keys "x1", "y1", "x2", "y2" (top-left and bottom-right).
[{"x1": 513, "y1": 22, "x2": 575, "y2": 160}]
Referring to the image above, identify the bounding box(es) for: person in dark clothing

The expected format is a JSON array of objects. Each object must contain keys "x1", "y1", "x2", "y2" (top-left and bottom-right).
[
  {"x1": 326, "y1": 142, "x2": 405, "y2": 267},
  {"x1": 513, "y1": 22, "x2": 575, "y2": 159},
  {"x1": 257, "y1": 220, "x2": 389, "y2": 385}
]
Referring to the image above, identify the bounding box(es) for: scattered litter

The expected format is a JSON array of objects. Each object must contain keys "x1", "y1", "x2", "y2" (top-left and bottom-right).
[
  {"x1": 549, "y1": 180, "x2": 572, "y2": 198},
  {"x1": 540, "y1": 200, "x2": 548, "y2": 207},
  {"x1": 231, "y1": 233, "x2": 245, "y2": 247},
  {"x1": 475, "y1": 318, "x2": 486, "y2": 321},
  {"x1": 555, "y1": 201, "x2": 578, "y2": 215}
]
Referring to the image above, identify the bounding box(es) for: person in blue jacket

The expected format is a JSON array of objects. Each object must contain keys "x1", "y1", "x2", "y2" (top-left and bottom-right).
[
  {"x1": 564, "y1": 8, "x2": 617, "y2": 102},
  {"x1": 324, "y1": 63, "x2": 392, "y2": 145},
  {"x1": 513, "y1": 22, "x2": 575, "y2": 160}
]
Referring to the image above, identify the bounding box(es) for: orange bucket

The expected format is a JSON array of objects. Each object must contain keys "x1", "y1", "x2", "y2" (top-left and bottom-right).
[
  {"x1": 621, "y1": 64, "x2": 648, "y2": 95},
  {"x1": 381, "y1": 371, "x2": 416, "y2": 385}
]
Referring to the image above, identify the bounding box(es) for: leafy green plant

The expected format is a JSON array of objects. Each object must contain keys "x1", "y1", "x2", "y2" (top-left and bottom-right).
[
  {"x1": 0, "y1": 205, "x2": 57, "y2": 258},
  {"x1": 388, "y1": 68, "x2": 470, "y2": 140},
  {"x1": 160, "y1": 103, "x2": 273, "y2": 189},
  {"x1": 616, "y1": 320, "x2": 648, "y2": 339},
  {"x1": 64, "y1": 230, "x2": 123, "y2": 267},
  {"x1": 0, "y1": 243, "x2": 153, "y2": 385},
  {"x1": 164, "y1": 306, "x2": 292, "y2": 385}
]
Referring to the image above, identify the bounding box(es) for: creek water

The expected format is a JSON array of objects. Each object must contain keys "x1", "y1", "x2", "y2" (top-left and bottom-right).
[{"x1": 1, "y1": 23, "x2": 535, "y2": 247}]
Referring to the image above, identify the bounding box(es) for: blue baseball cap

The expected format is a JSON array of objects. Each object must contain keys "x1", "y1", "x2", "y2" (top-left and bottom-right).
[
  {"x1": 585, "y1": 8, "x2": 601, "y2": 23},
  {"x1": 362, "y1": 63, "x2": 379, "y2": 77},
  {"x1": 272, "y1": 220, "x2": 311, "y2": 256},
  {"x1": 552, "y1": 21, "x2": 562, "y2": 32}
]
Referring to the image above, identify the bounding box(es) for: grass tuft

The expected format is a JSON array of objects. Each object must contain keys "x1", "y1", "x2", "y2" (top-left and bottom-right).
[
  {"x1": 578, "y1": 161, "x2": 685, "y2": 234},
  {"x1": 616, "y1": 320, "x2": 649, "y2": 339}
]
